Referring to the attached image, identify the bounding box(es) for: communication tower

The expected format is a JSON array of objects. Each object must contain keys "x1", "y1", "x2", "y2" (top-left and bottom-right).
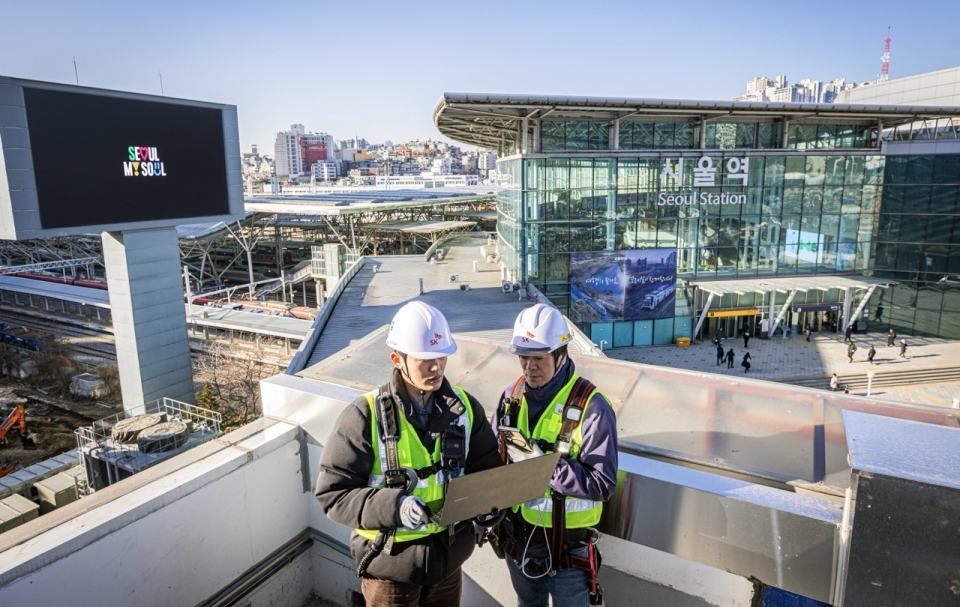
[{"x1": 880, "y1": 27, "x2": 891, "y2": 81}]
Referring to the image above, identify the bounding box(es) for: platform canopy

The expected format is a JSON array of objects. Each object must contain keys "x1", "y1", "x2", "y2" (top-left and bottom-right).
[{"x1": 690, "y1": 275, "x2": 896, "y2": 296}]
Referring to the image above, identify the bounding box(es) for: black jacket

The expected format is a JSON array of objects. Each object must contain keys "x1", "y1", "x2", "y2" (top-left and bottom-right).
[{"x1": 315, "y1": 369, "x2": 502, "y2": 585}]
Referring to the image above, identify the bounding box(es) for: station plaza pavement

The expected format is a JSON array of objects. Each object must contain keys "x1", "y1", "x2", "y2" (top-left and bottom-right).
[{"x1": 604, "y1": 330, "x2": 960, "y2": 409}]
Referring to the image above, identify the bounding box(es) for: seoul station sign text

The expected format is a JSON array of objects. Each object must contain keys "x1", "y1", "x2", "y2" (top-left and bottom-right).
[{"x1": 658, "y1": 156, "x2": 749, "y2": 206}]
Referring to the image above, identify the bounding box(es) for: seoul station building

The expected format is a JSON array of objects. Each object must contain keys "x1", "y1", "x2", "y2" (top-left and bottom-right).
[{"x1": 435, "y1": 94, "x2": 960, "y2": 348}]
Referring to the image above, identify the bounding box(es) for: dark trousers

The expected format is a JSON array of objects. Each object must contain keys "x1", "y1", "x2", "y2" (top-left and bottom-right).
[
  {"x1": 361, "y1": 568, "x2": 462, "y2": 607},
  {"x1": 717, "y1": 356, "x2": 723, "y2": 365},
  {"x1": 727, "y1": 358, "x2": 734, "y2": 368}
]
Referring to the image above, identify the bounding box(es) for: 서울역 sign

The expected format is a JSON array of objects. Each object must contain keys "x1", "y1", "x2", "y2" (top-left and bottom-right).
[{"x1": 658, "y1": 156, "x2": 749, "y2": 206}]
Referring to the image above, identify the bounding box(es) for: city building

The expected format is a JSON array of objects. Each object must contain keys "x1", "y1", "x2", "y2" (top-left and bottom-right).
[
  {"x1": 311, "y1": 160, "x2": 340, "y2": 182},
  {"x1": 736, "y1": 75, "x2": 856, "y2": 104},
  {"x1": 273, "y1": 124, "x2": 334, "y2": 179},
  {"x1": 435, "y1": 93, "x2": 960, "y2": 348}
]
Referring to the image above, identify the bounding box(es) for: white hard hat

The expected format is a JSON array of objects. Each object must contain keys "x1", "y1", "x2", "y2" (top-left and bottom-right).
[
  {"x1": 386, "y1": 301, "x2": 457, "y2": 359},
  {"x1": 509, "y1": 304, "x2": 571, "y2": 356}
]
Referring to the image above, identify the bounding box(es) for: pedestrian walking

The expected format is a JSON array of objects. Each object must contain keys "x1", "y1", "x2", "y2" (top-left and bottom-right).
[
  {"x1": 805, "y1": 324, "x2": 813, "y2": 342},
  {"x1": 899, "y1": 339, "x2": 908, "y2": 359},
  {"x1": 874, "y1": 304, "x2": 884, "y2": 323},
  {"x1": 716, "y1": 344, "x2": 725, "y2": 366},
  {"x1": 740, "y1": 352, "x2": 752, "y2": 373},
  {"x1": 830, "y1": 373, "x2": 839, "y2": 392},
  {"x1": 847, "y1": 341, "x2": 857, "y2": 363},
  {"x1": 314, "y1": 302, "x2": 502, "y2": 605},
  {"x1": 867, "y1": 345, "x2": 876, "y2": 363},
  {"x1": 715, "y1": 325, "x2": 725, "y2": 343},
  {"x1": 742, "y1": 330, "x2": 750, "y2": 348},
  {"x1": 887, "y1": 328, "x2": 896, "y2": 347},
  {"x1": 844, "y1": 324, "x2": 853, "y2": 343},
  {"x1": 726, "y1": 348, "x2": 735, "y2": 369}
]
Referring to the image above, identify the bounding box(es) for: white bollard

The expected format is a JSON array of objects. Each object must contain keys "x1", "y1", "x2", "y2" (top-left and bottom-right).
[
  {"x1": 473, "y1": 260, "x2": 478, "y2": 273},
  {"x1": 952, "y1": 398, "x2": 959, "y2": 409}
]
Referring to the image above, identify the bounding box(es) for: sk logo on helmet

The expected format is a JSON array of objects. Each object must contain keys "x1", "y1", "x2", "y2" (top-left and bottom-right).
[{"x1": 429, "y1": 332, "x2": 443, "y2": 346}]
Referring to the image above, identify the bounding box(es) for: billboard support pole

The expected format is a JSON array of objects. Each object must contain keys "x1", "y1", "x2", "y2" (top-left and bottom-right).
[
  {"x1": 103, "y1": 227, "x2": 196, "y2": 414},
  {"x1": 768, "y1": 289, "x2": 798, "y2": 337}
]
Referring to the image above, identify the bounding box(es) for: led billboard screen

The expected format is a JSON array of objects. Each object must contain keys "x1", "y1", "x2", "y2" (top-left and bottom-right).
[
  {"x1": 570, "y1": 248, "x2": 677, "y2": 323},
  {"x1": 21, "y1": 86, "x2": 231, "y2": 230}
]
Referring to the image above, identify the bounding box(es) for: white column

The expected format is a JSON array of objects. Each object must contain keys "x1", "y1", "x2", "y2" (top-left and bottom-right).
[
  {"x1": 102, "y1": 227, "x2": 195, "y2": 413},
  {"x1": 766, "y1": 291, "x2": 776, "y2": 338},
  {"x1": 842, "y1": 287, "x2": 853, "y2": 331}
]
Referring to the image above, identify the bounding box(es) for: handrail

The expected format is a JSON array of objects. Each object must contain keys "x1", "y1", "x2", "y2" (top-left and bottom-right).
[
  {"x1": 424, "y1": 234, "x2": 455, "y2": 262},
  {"x1": 285, "y1": 257, "x2": 366, "y2": 375}
]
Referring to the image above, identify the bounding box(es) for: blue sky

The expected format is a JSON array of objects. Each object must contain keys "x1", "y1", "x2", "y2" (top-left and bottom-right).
[{"x1": 3, "y1": 1, "x2": 959, "y2": 152}]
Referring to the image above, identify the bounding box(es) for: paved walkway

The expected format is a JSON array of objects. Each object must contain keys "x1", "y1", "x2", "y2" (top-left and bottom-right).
[{"x1": 606, "y1": 332, "x2": 960, "y2": 409}]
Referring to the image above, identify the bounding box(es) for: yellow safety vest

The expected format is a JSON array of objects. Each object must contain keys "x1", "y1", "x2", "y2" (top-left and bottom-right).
[
  {"x1": 355, "y1": 387, "x2": 473, "y2": 542},
  {"x1": 514, "y1": 375, "x2": 603, "y2": 529}
]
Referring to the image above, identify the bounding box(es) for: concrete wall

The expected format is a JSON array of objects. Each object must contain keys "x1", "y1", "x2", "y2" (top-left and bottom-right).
[{"x1": 845, "y1": 66, "x2": 960, "y2": 106}]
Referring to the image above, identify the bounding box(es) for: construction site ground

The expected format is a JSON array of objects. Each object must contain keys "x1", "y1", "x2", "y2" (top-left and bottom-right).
[{"x1": 0, "y1": 384, "x2": 122, "y2": 470}]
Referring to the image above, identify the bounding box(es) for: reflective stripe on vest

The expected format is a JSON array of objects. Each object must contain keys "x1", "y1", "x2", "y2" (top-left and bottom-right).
[
  {"x1": 515, "y1": 375, "x2": 603, "y2": 529},
  {"x1": 355, "y1": 386, "x2": 473, "y2": 542}
]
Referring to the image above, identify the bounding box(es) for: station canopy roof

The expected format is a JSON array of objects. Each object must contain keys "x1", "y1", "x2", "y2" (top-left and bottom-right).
[
  {"x1": 434, "y1": 92, "x2": 960, "y2": 149},
  {"x1": 243, "y1": 187, "x2": 495, "y2": 217},
  {"x1": 690, "y1": 275, "x2": 896, "y2": 296},
  {"x1": 359, "y1": 220, "x2": 475, "y2": 234}
]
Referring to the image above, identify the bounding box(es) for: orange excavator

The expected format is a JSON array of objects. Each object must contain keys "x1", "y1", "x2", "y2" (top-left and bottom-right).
[
  {"x1": 0, "y1": 405, "x2": 37, "y2": 449},
  {"x1": 0, "y1": 461, "x2": 18, "y2": 478}
]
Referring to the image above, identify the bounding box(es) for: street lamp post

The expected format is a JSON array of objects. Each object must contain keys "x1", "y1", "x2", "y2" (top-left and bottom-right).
[
  {"x1": 599, "y1": 339, "x2": 608, "y2": 352},
  {"x1": 866, "y1": 370, "x2": 875, "y2": 397}
]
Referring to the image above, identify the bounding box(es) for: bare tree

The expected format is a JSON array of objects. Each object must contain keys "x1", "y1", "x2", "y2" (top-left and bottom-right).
[{"x1": 193, "y1": 342, "x2": 270, "y2": 429}]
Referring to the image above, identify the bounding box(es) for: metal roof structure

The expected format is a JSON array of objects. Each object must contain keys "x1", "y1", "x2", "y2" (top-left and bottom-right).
[
  {"x1": 434, "y1": 92, "x2": 960, "y2": 150},
  {"x1": 358, "y1": 220, "x2": 475, "y2": 234},
  {"x1": 244, "y1": 187, "x2": 495, "y2": 217},
  {"x1": 185, "y1": 304, "x2": 312, "y2": 340},
  {"x1": 0, "y1": 275, "x2": 111, "y2": 308},
  {"x1": 690, "y1": 275, "x2": 896, "y2": 296}
]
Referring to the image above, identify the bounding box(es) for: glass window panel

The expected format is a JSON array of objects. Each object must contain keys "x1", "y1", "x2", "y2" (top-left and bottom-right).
[
  {"x1": 839, "y1": 214, "x2": 860, "y2": 241},
  {"x1": 784, "y1": 156, "x2": 806, "y2": 185},
  {"x1": 835, "y1": 125, "x2": 855, "y2": 148},
  {"x1": 822, "y1": 186, "x2": 843, "y2": 214},
  {"x1": 744, "y1": 187, "x2": 763, "y2": 215},
  {"x1": 900, "y1": 215, "x2": 926, "y2": 242},
  {"x1": 932, "y1": 155, "x2": 960, "y2": 184},
  {"x1": 816, "y1": 124, "x2": 837, "y2": 149},
  {"x1": 757, "y1": 123, "x2": 778, "y2": 149},
  {"x1": 929, "y1": 185, "x2": 957, "y2": 214},
  {"x1": 616, "y1": 192, "x2": 640, "y2": 220},
  {"x1": 825, "y1": 157, "x2": 845, "y2": 185},
  {"x1": 658, "y1": 219, "x2": 678, "y2": 248},
  {"x1": 783, "y1": 187, "x2": 803, "y2": 214},
  {"x1": 675, "y1": 123, "x2": 695, "y2": 148},
  {"x1": 588, "y1": 122, "x2": 610, "y2": 150},
  {"x1": 638, "y1": 159, "x2": 660, "y2": 190},
  {"x1": 874, "y1": 242, "x2": 896, "y2": 270},
  {"x1": 627, "y1": 219, "x2": 657, "y2": 248},
  {"x1": 541, "y1": 122, "x2": 565, "y2": 151},
  {"x1": 635, "y1": 123, "x2": 654, "y2": 149},
  {"x1": 677, "y1": 219, "x2": 699, "y2": 249},
  {"x1": 841, "y1": 187, "x2": 861, "y2": 215},
  {"x1": 677, "y1": 248, "x2": 696, "y2": 274},
  {"x1": 618, "y1": 122, "x2": 634, "y2": 150},
  {"x1": 654, "y1": 123, "x2": 675, "y2": 149},
  {"x1": 780, "y1": 215, "x2": 801, "y2": 240},
  {"x1": 736, "y1": 124, "x2": 756, "y2": 148},
  {"x1": 820, "y1": 214, "x2": 840, "y2": 239},
  {"x1": 637, "y1": 191, "x2": 657, "y2": 219},
  {"x1": 897, "y1": 244, "x2": 922, "y2": 272},
  {"x1": 704, "y1": 123, "x2": 717, "y2": 149},
  {"x1": 617, "y1": 158, "x2": 639, "y2": 191},
  {"x1": 746, "y1": 156, "x2": 765, "y2": 188},
  {"x1": 762, "y1": 187, "x2": 783, "y2": 215},
  {"x1": 764, "y1": 156, "x2": 785, "y2": 185},
  {"x1": 913, "y1": 309, "x2": 940, "y2": 337},
  {"x1": 805, "y1": 157, "x2": 826, "y2": 187},
  {"x1": 615, "y1": 219, "x2": 635, "y2": 250},
  {"x1": 878, "y1": 214, "x2": 900, "y2": 240},
  {"x1": 802, "y1": 185, "x2": 824, "y2": 214},
  {"x1": 845, "y1": 156, "x2": 865, "y2": 184},
  {"x1": 594, "y1": 160, "x2": 612, "y2": 190},
  {"x1": 882, "y1": 185, "x2": 905, "y2": 213},
  {"x1": 865, "y1": 156, "x2": 884, "y2": 184},
  {"x1": 861, "y1": 185, "x2": 880, "y2": 212},
  {"x1": 566, "y1": 122, "x2": 589, "y2": 150},
  {"x1": 570, "y1": 159, "x2": 593, "y2": 190},
  {"x1": 758, "y1": 245, "x2": 777, "y2": 274},
  {"x1": 905, "y1": 155, "x2": 934, "y2": 184},
  {"x1": 885, "y1": 156, "x2": 908, "y2": 184},
  {"x1": 903, "y1": 185, "x2": 931, "y2": 213},
  {"x1": 568, "y1": 224, "x2": 596, "y2": 252},
  {"x1": 923, "y1": 246, "x2": 949, "y2": 276},
  {"x1": 542, "y1": 252, "x2": 569, "y2": 282}
]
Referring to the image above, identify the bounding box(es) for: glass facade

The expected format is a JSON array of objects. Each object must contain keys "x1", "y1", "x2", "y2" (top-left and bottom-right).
[
  {"x1": 497, "y1": 141, "x2": 960, "y2": 344},
  {"x1": 873, "y1": 155, "x2": 960, "y2": 338}
]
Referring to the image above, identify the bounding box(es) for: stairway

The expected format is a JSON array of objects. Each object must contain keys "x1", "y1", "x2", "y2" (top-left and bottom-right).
[{"x1": 773, "y1": 365, "x2": 960, "y2": 391}]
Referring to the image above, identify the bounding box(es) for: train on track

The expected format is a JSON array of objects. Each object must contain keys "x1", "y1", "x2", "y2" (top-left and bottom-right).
[{"x1": 10, "y1": 272, "x2": 108, "y2": 290}]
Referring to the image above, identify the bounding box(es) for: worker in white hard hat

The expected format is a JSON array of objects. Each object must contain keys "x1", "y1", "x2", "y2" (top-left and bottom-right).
[
  {"x1": 316, "y1": 301, "x2": 502, "y2": 606},
  {"x1": 486, "y1": 303, "x2": 618, "y2": 607}
]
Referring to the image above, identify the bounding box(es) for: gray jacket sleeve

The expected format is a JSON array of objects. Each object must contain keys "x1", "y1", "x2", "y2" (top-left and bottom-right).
[
  {"x1": 315, "y1": 397, "x2": 403, "y2": 531},
  {"x1": 549, "y1": 392, "x2": 619, "y2": 503}
]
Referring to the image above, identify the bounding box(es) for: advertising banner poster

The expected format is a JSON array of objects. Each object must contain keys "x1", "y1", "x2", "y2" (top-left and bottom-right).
[{"x1": 570, "y1": 248, "x2": 677, "y2": 323}]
